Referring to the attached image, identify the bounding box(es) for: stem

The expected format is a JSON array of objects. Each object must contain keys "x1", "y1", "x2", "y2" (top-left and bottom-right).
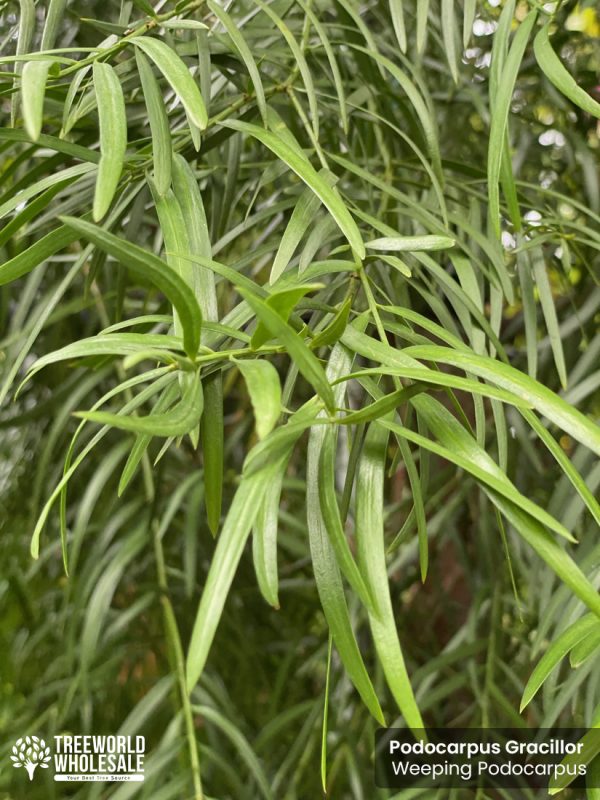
[
  {"x1": 154, "y1": 524, "x2": 203, "y2": 800},
  {"x1": 59, "y1": 0, "x2": 206, "y2": 77}
]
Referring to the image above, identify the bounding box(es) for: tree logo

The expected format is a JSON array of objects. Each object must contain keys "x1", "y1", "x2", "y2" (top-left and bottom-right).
[{"x1": 10, "y1": 736, "x2": 52, "y2": 780}]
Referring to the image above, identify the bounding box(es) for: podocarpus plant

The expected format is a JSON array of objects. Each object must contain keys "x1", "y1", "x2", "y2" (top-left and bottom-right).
[{"x1": 1, "y1": 0, "x2": 599, "y2": 797}]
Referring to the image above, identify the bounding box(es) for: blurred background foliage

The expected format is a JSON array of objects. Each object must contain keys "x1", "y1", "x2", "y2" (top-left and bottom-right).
[{"x1": 0, "y1": 0, "x2": 599, "y2": 798}]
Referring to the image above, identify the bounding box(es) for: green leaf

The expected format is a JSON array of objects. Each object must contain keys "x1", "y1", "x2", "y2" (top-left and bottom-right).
[
  {"x1": 60, "y1": 216, "x2": 202, "y2": 358},
  {"x1": 463, "y1": 0, "x2": 476, "y2": 48},
  {"x1": 270, "y1": 170, "x2": 338, "y2": 283},
  {"x1": 206, "y1": 0, "x2": 267, "y2": 126},
  {"x1": 307, "y1": 340, "x2": 385, "y2": 724},
  {"x1": 534, "y1": 23, "x2": 600, "y2": 120},
  {"x1": 132, "y1": 36, "x2": 207, "y2": 145},
  {"x1": 318, "y1": 426, "x2": 378, "y2": 613},
  {"x1": 41, "y1": 0, "x2": 68, "y2": 49},
  {"x1": 389, "y1": 0, "x2": 407, "y2": 53},
  {"x1": 239, "y1": 287, "x2": 335, "y2": 412},
  {"x1": 136, "y1": 49, "x2": 172, "y2": 196},
  {"x1": 520, "y1": 615, "x2": 600, "y2": 710},
  {"x1": 76, "y1": 370, "x2": 203, "y2": 437},
  {"x1": 221, "y1": 120, "x2": 365, "y2": 258},
  {"x1": 365, "y1": 235, "x2": 455, "y2": 252},
  {"x1": 404, "y1": 344, "x2": 600, "y2": 458},
  {"x1": 233, "y1": 358, "x2": 281, "y2": 440},
  {"x1": 0, "y1": 224, "x2": 81, "y2": 286},
  {"x1": 356, "y1": 420, "x2": 424, "y2": 731},
  {"x1": 570, "y1": 628, "x2": 600, "y2": 668},
  {"x1": 441, "y1": 0, "x2": 458, "y2": 84},
  {"x1": 531, "y1": 249, "x2": 567, "y2": 390},
  {"x1": 171, "y1": 154, "x2": 223, "y2": 534},
  {"x1": 254, "y1": 0, "x2": 319, "y2": 138},
  {"x1": 92, "y1": 61, "x2": 127, "y2": 221},
  {"x1": 21, "y1": 60, "x2": 53, "y2": 141},
  {"x1": 487, "y1": 9, "x2": 537, "y2": 237},
  {"x1": 378, "y1": 417, "x2": 572, "y2": 542},
  {"x1": 252, "y1": 470, "x2": 283, "y2": 608},
  {"x1": 186, "y1": 449, "x2": 294, "y2": 690},
  {"x1": 311, "y1": 296, "x2": 352, "y2": 349},
  {"x1": 251, "y1": 283, "x2": 322, "y2": 350},
  {"x1": 12, "y1": 0, "x2": 35, "y2": 126},
  {"x1": 348, "y1": 44, "x2": 443, "y2": 183}
]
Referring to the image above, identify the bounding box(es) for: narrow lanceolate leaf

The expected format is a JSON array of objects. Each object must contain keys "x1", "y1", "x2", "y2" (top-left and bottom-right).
[
  {"x1": 92, "y1": 61, "x2": 127, "y2": 221},
  {"x1": 171, "y1": 154, "x2": 222, "y2": 534},
  {"x1": 60, "y1": 216, "x2": 202, "y2": 357},
  {"x1": 76, "y1": 370, "x2": 203, "y2": 437},
  {"x1": 416, "y1": 0, "x2": 430, "y2": 54},
  {"x1": 252, "y1": 471, "x2": 283, "y2": 608},
  {"x1": 253, "y1": 0, "x2": 319, "y2": 139},
  {"x1": 251, "y1": 284, "x2": 323, "y2": 350},
  {"x1": 307, "y1": 341, "x2": 385, "y2": 724},
  {"x1": 233, "y1": 358, "x2": 281, "y2": 441},
  {"x1": 318, "y1": 427, "x2": 377, "y2": 614},
  {"x1": 186, "y1": 429, "x2": 301, "y2": 690},
  {"x1": 221, "y1": 120, "x2": 365, "y2": 258},
  {"x1": 404, "y1": 344, "x2": 600, "y2": 457},
  {"x1": 392, "y1": 391, "x2": 600, "y2": 620},
  {"x1": 389, "y1": 0, "x2": 407, "y2": 53},
  {"x1": 12, "y1": 0, "x2": 35, "y2": 125},
  {"x1": 239, "y1": 288, "x2": 335, "y2": 412},
  {"x1": 531, "y1": 250, "x2": 567, "y2": 390},
  {"x1": 206, "y1": 0, "x2": 267, "y2": 126},
  {"x1": 0, "y1": 224, "x2": 81, "y2": 286},
  {"x1": 441, "y1": 0, "x2": 458, "y2": 84},
  {"x1": 534, "y1": 23, "x2": 600, "y2": 119},
  {"x1": 270, "y1": 170, "x2": 337, "y2": 283},
  {"x1": 463, "y1": 0, "x2": 476, "y2": 48},
  {"x1": 356, "y1": 420, "x2": 424, "y2": 731},
  {"x1": 349, "y1": 45, "x2": 443, "y2": 183},
  {"x1": 132, "y1": 36, "x2": 207, "y2": 147},
  {"x1": 520, "y1": 615, "x2": 600, "y2": 710},
  {"x1": 487, "y1": 10, "x2": 537, "y2": 237},
  {"x1": 41, "y1": 0, "x2": 68, "y2": 49},
  {"x1": 366, "y1": 235, "x2": 455, "y2": 252},
  {"x1": 21, "y1": 60, "x2": 53, "y2": 141},
  {"x1": 136, "y1": 50, "x2": 172, "y2": 196}
]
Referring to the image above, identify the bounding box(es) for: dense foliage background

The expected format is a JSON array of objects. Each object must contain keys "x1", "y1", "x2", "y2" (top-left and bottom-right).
[{"x1": 0, "y1": 0, "x2": 599, "y2": 797}]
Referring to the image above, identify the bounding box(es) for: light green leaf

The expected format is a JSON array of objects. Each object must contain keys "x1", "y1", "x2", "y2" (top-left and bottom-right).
[
  {"x1": 132, "y1": 35, "x2": 207, "y2": 145},
  {"x1": 404, "y1": 344, "x2": 600, "y2": 457},
  {"x1": 307, "y1": 339, "x2": 385, "y2": 724},
  {"x1": 270, "y1": 170, "x2": 338, "y2": 283},
  {"x1": 366, "y1": 235, "x2": 455, "y2": 252},
  {"x1": 356, "y1": 419, "x2": 424, "y2": 730},
  {"x1": 221, "y1": 120, "x2": 365, "y2": 258},
  {"x1": 520, "y1": 615, "x2": 599, "y2": 710},
  {"x1": 240, "y1": 288, "x2": 335, "y2": 412},
  {"x1": 487, "y1": 9, "x2": 537, "y2": 237},
  {"x1": 92, "y1": 61, "x2": 127, "y2": 221},
  {"x1": 534, "y1": 23, "x2": 600, "y2": 120},
  {"x1": 21, "y1": 59, "x2": 53, "y2": 141},
  {"x1": 60, "y1": 216, "x2": 202, "y2": 358},
  {"x1": 532, "y1": 250, "x2": 567, "y2": 389},
  {"x1": 76, "y1": 371, "x2": 203, "y2": 437},
  {"x1": 441, "y1": 0, "x2": 458, "y2": 84},
  {"x1": 233, "y1": 358, "x2": 281, "y2": 440},
  {"x1": 136, "y1": 49, "x2": 172, "y2": 196},
  {"x1": 206, "y1": 0, "x2": 267, "y2": 126},
  {"x1": 251, "y1": 283, "x2": 322, "y2": 350},
  {"x1": 390, "y1": 0, "x2": 407, "y2": 53}
]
